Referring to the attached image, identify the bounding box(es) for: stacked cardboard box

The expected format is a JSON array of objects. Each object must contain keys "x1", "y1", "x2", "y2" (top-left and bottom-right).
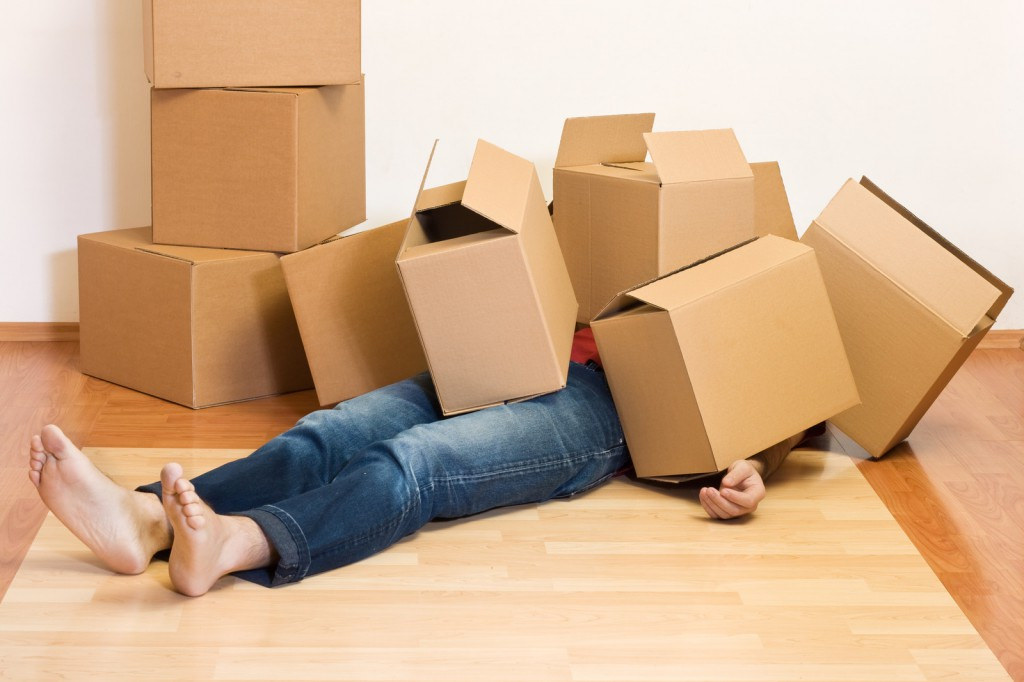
[{"x1": 79, "y1": 0, "x2": 365, "y2": 408}]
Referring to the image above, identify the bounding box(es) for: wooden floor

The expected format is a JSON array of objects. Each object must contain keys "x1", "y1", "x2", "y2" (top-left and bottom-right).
[{"x1": 1, "y1": 340, "x2": 1022, "y2": 680}]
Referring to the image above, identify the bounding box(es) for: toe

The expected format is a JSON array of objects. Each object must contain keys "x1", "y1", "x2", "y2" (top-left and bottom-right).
[
  {"x1": 28, "y1": 469, "x2": 40, "y2": 487},
  {"x1": 160, "y1": 463, "x2": 185, "y2": 497},
  {"x1": 39, "y1": 425, "x2": 73, "y2": 459},
  {"x1": 173, "y1": 477, "x2": 195, "y2": 494}
]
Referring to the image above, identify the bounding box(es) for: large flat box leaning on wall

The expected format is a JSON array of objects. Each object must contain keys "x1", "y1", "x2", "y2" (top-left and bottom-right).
[
  {"x1": 281, "y1": 220, "x2": 427, "y2": 407},
  {"x1": 801, "y1": 178, "x2": 1013, "y2": 458},
  {"x1": 396, "y1": 140, "x2": 578, "y2": 416},
  {"x1": 151, "y1": 81, "x2": 365, "y2": 253},
  {"x1": 591, "y1": 236, "x2": 859, "y2": 478},
  {"x1": 143, "y1": 0, "x2": 361, "y2": 88},
  {"x1": 78, "y1": 227, "x2": 313, "y2": 409},
  {"x1": 552, "y1": 113, "x2": 759, "y2": 323}
]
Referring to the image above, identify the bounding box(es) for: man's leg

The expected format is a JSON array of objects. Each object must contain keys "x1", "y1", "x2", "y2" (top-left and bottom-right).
[
  {"x1": 136, "y1": 372, "x2": 443, "y2": 514},
  {"x1": 204, "y1": 362, "x2": 629, "y2": 588}
]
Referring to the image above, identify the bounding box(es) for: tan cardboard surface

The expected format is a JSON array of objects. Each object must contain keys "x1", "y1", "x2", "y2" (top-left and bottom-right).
[
  {"x1": 643, "y1": 130, "x2": 753, "y2": 184},
  {"x1": 593, "y1": 236, "x2": 858, "y2": 477},
  {"x1": 79, "y1": 228, "x2": 194, "y2": 407},
  {"x1": 802, "y1": 179, "x2": 1012, "y2": 457},
  {"x1": 816, "y1": 180, "x2": 1001, "y2": 336},
  {"x1": 751, "y1": 161, "x2": 798, "y2": 240},
  {"x1": 280, "y1": 220, "x2": 427, "y2": 406},
  {"x1": 554, "y1": 113, "x2": 655, "y2": 168},
  {"x1": 144, "y1": 0, "x2": 361, "y2": 88},
  {"x1": 78, "y1": 227, "x2": 312, "y2": 408},
  {"x1": 553, "y1": 118, "x2": 756, "y2": 323},
  {"x1": 399, "y1": 140, "x2": 576, "y2": 415},
  {"x1": 152, "y1": 82, "x2": 365, "y2": 253}
]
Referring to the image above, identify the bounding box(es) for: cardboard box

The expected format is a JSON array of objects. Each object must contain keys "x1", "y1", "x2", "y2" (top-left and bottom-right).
[
  {"x1": 78, "y1": 227, "x2": 313, "y2": 408},
  {"x1": 591, "y1": 236, "x2": 859, "y2": 478},
  {"x1": 396, "y1": 140, "x2": 578, "y2": 415},
  {"x1": 552, "y1": 113, "x2": 759, "y2": 323},
  {"x1": 281, "y1": 220, "x2": 427, "y2": 406},
  {"x1": 143, "y1": 0, "x2": 361, "y2": 88},
  {"x1": 151, "y1": 81, "x2": 365, "y2": 253},
  {"x1": 801, "y1": 178, "x2": 1013, "y2": 457}
]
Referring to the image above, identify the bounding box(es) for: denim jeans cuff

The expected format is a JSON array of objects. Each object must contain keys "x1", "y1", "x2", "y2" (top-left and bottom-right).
[{"x1": 234, "y1": 506, "x2": 311, "y2": 586}]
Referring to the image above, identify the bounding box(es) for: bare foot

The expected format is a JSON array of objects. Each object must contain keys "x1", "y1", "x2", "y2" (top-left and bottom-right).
[
  {"x1": 27, "y1": 424, "x2": 170, "y2": 575},
  {"x1": 160, "y1": 463, "x2": 275, "y2": 597}
]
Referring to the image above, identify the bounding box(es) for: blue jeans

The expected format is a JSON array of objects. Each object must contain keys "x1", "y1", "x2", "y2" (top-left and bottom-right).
[{"x1": 139, "y1": 362, "x2": 628, "y2": 586}]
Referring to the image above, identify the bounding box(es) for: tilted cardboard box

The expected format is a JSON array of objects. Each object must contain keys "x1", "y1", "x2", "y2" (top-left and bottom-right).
[
  {"x1": 396, "y1": 140, "x2": 578, "y2": 415},
  {"x1": 78, "y1": 227, "x2": 313, "y2": 409},
  {"x1": 802, "y1": 178, "x2": 1013, "y2": 458},
  {"x1": 143, "y1": 0, "x2": 361, "y2": 88},
  {"x1": 152, "y1": 81, "x2": 365, "y2": 253},
  {"x1": 591, "y1": 236, "x2": 859, "y2": 478},
  {"x1": 552, "y1": 113, "x2": 761, "y2": 323},
  {"x1": 281, "y1": 220, "x2": 427, "y2": 407}
]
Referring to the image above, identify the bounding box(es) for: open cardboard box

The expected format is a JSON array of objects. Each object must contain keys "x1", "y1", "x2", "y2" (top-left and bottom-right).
[
  {"x1": 591, "y1": 236, "x2": 859, "y2": 478},
  {"x1": 281, "y1": 220, "x2": 427, "y2": 407},
  {"x1": 151, "y1": 80, "x2": 365, "y2": 253},
  {"x1": 78, "y1": 227, "x2": 312, "y2": 409},
  {"x1": 143, "y1": 0, "x2": 361, "y2": 88},
  {"x1": 553, "y1": 113, "x2": 799, "y2": 323},
  {"x1": 802, "y1": 178, "x2": 1013, "y2": 457},
  {"x1": 396, "y1": 140, "x2": 578, "y2": 416}
]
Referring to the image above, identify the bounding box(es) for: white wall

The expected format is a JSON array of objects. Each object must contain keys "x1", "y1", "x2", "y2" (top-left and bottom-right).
[{"x1": 1, "y1": 1, "x2": 1021, "y2": 326}]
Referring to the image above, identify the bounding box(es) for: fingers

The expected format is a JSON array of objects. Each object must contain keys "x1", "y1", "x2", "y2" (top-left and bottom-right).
[{"x1": 700, "y1": 486, "x2": 748, "y2": 519}]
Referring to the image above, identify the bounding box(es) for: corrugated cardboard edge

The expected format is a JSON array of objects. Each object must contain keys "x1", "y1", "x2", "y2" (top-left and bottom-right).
[
  {"x1": 142, "y1": 0, "x2": 154, "y2": 84},
  {"x1": 554, "y1": 113, "x2": 655, "y2": 168},
  {"x1": 859, "y1": 176, "x2": 1013, "y2": 319}
]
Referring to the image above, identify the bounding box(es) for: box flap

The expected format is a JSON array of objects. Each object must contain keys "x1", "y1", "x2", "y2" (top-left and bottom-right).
[
  {"x1": 416, "y1": 181, "x2": 466, "y2": 212},
  {"x1": 554, "y1": 113, "x2": 655, "y2": 168},
  {"x1": 629, "y1": 236, "x2": 805, "y2": 311},
  {"x1": 858, "y1": 177, "x2": 1013, "y2": 320},
  {"x1": 461, "y1": 139, "x2": 535, "y2": 235},
  {"x1": 401, "y1": 140, "x2": 440, "y2": 254},
  {"x1": 816, "y1": 179, "x2": 1003, "y2": 336},
  {"x1": 643, "y1": 129, "x2": 752, "y2": 185},
  {"x1": 751, "y1": 161, "x2": 798, "y2": 240}
]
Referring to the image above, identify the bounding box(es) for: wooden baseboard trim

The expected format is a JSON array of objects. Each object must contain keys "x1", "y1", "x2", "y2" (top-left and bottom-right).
[
  {"x1": 0, "y1": 322, "x2": 80, "y2": 342},
  {"x1": 978, "y1": 329, "x2": 1024, "y2": 350},
  {"x1": 0, "y1": 322, "x2": 1020, "y2": 350}
]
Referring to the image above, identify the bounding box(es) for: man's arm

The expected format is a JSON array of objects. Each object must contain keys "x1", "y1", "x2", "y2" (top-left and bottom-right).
[{"x1": 698, "y1": 426, "x2": 818, "y2": 520}]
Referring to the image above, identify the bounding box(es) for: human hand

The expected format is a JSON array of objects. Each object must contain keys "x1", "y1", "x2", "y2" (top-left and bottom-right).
[{"x1": 699, "y1": 458, "x2": 766, "y2": 520}]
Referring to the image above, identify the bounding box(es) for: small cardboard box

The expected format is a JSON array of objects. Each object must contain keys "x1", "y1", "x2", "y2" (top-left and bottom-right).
[
  {"x1": 552, "y1": 113, "x2": 762, "y2": 323},
  {"x1": 143, "y1": 0, "x2": 361, "y2": 88},
  {"x1": 78, "y1": 227, "x2": 313, "y2": 408},
  {"x1": 801, "y1": 178, "x2": 1013, "y2": 457},
  {"x1": 281, "y1": 220, "x2": 427, "y2": 406},
  {"x1": 151, "y1": 81, "x2": 365, "y2": 253},
  {"x1": 591, "y1": 236, "x2": 859, "y2": 478},
  {"x1": 396, "y1": 140, "x2": 578, "y2": 415}
]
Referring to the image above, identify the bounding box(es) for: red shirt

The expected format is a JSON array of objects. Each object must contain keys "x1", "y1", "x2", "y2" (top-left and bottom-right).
[{"x1": 570, "y1": 327, "x2": 602, "y2": 368}]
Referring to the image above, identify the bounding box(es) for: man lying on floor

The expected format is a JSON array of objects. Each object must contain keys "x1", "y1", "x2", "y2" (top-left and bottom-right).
[{"x1": 28, "y1": 329, "x2": 814, "y2": 597}]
